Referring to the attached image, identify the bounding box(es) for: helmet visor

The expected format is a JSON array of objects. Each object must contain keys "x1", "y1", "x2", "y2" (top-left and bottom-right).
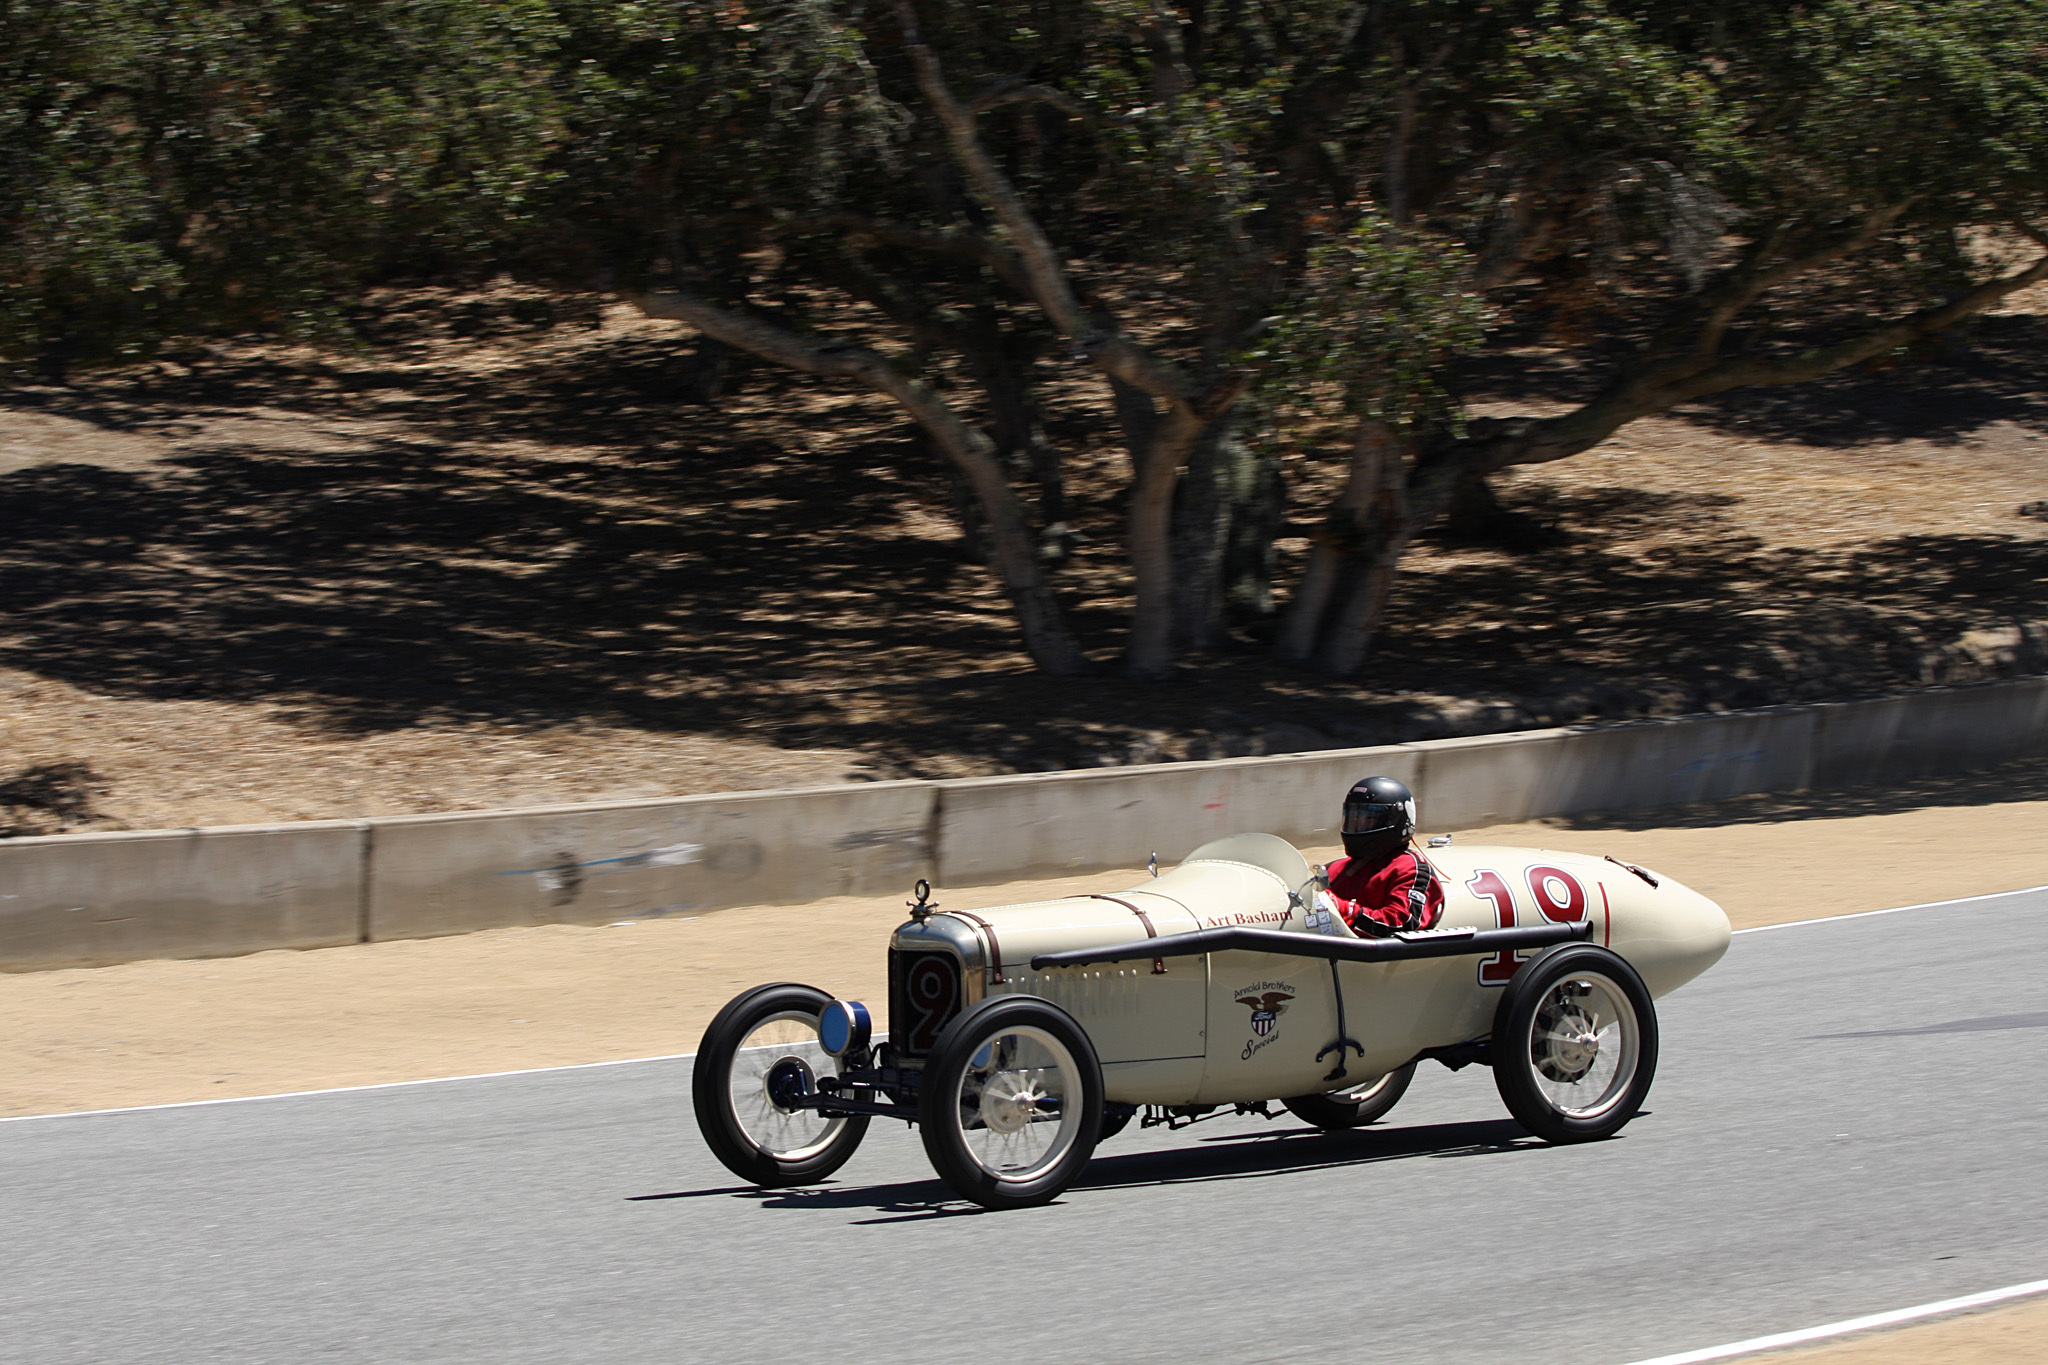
[{"x1": 1342, "y1": 800, "x2": 1405, "y2": 836}]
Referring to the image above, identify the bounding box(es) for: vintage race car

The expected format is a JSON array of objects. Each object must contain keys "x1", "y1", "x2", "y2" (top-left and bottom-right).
[{"x1": 693, "y1": 832, "x2": 1730, "y2": 1210}]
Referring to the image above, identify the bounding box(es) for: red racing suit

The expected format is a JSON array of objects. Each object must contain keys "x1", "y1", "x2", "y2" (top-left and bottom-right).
[{"x1": 1322, "y1": 846, "x2": 1445, "y2": 936}]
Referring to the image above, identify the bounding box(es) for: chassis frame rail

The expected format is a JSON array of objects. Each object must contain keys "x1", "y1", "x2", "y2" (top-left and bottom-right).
[{"x1": 1028, "y1": 920, "x2": 1592, "y2": 972}]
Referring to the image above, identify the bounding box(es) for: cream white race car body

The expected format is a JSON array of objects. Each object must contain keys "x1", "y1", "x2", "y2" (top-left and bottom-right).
[{"x1": 693, "y1": 833, "x2": 1730, "y2": 1210}]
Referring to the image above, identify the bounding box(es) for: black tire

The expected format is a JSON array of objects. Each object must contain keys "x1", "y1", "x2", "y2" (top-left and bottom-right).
[
  {"x1": 1492, "y1": 944, "x2": 1658, "y2": 1144},
  {"x1": 693, "y1": 982, "x2": 870, "y2": 1186},
  {"x1": 1283, "y1": 1061, "x2": 1418, "y2": 1130},
  {"x1": 919, "y1": 995, "x2": 1104, "y2": 1210}
]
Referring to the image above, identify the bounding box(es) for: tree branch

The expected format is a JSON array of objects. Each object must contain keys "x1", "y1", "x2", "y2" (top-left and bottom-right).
[
  {"x1": 1686, "y1": 204, "x2": 1907, "y2": 358},
  {"x1": 631, "y1": 286, "x2": 1090, "y2": 674},
  {"x1": 967, "y1": 79, "x2": 1097, "y2": 121},
  {"x1": 1686, "y1": 247, "x2": 2048, "y2": 392},
  {"x1": 1627, "y1": 205, "x2": 1904, "y2": 372},
  {"x1": 1447, "y1": 244, "x2": 2048, "y2": 479},
  {"x1": 891, "y1": 0, "x2": 1200, "y2": 405},
  {"x1": 634, "y1": 288, "x2": 877, "y2": 381}
]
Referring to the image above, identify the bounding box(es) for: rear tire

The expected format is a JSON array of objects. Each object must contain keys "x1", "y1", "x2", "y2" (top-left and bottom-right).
[
  {"x1": 693, "y1": 983, "x2": 870, "y2": 1186},
  {"x1": 1492, "y1": 945, "x2": 1658, "y2": 1143},
  {"x1": 919, "y1": 995, "x2": 1103, "y2": 1209},
  {"x1": 1283, "y1": 1062, "x2": 1417, "y2": 1130}
]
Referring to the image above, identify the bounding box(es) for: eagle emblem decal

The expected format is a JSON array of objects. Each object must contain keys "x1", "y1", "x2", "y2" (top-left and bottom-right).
[{"x1": 1237, "y1": 990, "x2": 1294, "y2": 1038}]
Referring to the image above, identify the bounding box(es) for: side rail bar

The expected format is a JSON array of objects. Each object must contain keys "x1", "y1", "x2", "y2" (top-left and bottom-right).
[{"x1": 1029, "y1": 920, "x2": 1593, "y2": 972}]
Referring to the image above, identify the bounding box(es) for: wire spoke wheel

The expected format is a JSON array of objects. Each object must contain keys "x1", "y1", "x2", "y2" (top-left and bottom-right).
[
  {"x1": 954, "y1": 1028, "x2": 1080, "y2": 1180},
  {"x1": 1283, "y1": 1061, "x2": 1418, "y2": 1130},
  {"x1": 920, "y1": 996, "x2": 1102, "y2": 1209},
  {"x1": 1493, "y1": 945, "x2": 1658, "y2": 1144},
  {"x1": 727, "y1": 1012, "x2": 846, "y2": 1161},
  {"x1": 693, "y1": 983, "x2": 869, "y2": 1186},
  {"x1": 1528, "y1": 974, "x2": 1637, "y2": 1118}
]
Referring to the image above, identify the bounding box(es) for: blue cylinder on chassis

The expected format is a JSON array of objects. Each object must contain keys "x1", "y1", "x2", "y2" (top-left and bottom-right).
[{"x1": 818, "y1": 998, "x2": 872, "y2": 1057}]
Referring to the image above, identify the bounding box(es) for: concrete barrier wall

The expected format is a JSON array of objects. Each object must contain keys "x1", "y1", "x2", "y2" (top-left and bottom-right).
[
  {"x1": 1, "y1": 677, "x2": 2040, "y2": 969},
  {"x1": 933, "y1": 746, "x2": 1421, "y2": 883},
  {"x1": 0, "y1": 821, "x2": 366, "y2": 971},
  {"x1": 366, "y1": 781, "x2": 936, "y2": 940},
  {"x1": 936, "y1": 705, "x2": 1826, "y2": 880},
  {"x1": 1811, "y1": 675, "x2": 2048, "y2": 789},
  {"x1": 1461, "y1": 706, "x2": 1820, "y2": 820}
]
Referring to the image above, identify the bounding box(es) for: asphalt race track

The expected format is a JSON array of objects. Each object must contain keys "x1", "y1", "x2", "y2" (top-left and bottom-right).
[{"x1": 6, "y1": 889, "x2": 2045, "y2": 1365}]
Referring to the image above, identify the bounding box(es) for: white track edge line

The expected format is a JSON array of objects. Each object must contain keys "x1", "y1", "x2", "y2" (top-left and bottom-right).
[
  {"x1": 1617, "y1": 1276, "x2": 2048, "y2": 1365},
  {"x1": 1732, "y1": 883, "x2": 2048, "y2": 934},
  {"x1": 9, "y1": 883, "x2": 2042, "y2": 1125},
  {"x1": 0, "y1": 1051, "x2": 696, "y2": 1124}
]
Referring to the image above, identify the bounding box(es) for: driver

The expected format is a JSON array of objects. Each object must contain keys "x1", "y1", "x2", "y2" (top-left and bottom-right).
[{"x1": 1318, "y1": 775, "x2": 1443, "y2": 937}]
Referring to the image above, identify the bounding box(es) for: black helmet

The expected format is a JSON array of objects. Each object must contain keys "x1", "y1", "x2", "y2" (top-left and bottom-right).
[{"x1": 1341, "y1": 775, "x2": 1416, "y2": 857}]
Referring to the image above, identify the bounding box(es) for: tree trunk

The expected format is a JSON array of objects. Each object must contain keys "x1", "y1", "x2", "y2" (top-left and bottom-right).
[
  {"x1": 1224, "y1": 439, "x2": 1286, "y2": 625},
  {"x1": 1168, "y1": 415, "x2": 1237, "y2": 652},
  {"x1": 1314, "y1": 526, "x2": 1410, "y2": 676},
  {"x1": 1124, "y1": 405, "x2": 1207, "y2": 679},
  {"x1": 1106, "y1": 374, "x2": 1160, "y2": 478},
  {"x1": 1168, "y1": 408, "x2": 1279, "y2": 650},
  {"x1": 970, "y1": 343, "x2": 1068, "y2": 552},
  {"x1": 1277, "y1": 420, "x2": 1406, "y2": 666},
  {"x1": 941, "y1": 457, "x2": 988, "y2": 565},
  {"x1": 1314, "y1": 458, "x2": 1463, "y2": 674},
  {"x1": 937, "y1": 410, "x2": 1093, "y2": 676},
  {"x1": 1277, "y1": 427, "x2": 1468, "y2": 675},
  {"x1": 1439, "y1": 472, "x2": 1503, "y2": 543}
]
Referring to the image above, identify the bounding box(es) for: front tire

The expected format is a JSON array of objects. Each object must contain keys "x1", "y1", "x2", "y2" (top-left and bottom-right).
[
  {"x1": 1283, "y1": 1062, "x2": 1417, "y2": 1130},
  {"x1": 1492, "y1": 945, "x2": 1658, "y2": 1143},
  {"x1": 693, "y1": 983, "x2": 870, "y2": 1186},
  {"x1": 919, "y1": 995, "x2": 1103, "y2": 1210}
]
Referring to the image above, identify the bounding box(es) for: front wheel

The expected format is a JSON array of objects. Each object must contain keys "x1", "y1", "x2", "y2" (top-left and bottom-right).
[
  {"x1": 693, "y1": 983, "x2": 870, "y2": 1186},
  {"x1": 1283, "y1": 1062, "x2": 1417, "y2": 1130},
  {"x1": 919, "y1": 995, "x2": 1103, "y2": 1210},
  {"x1": 1492, "y1": 944, "x2": 1658, "y2": 1143}
]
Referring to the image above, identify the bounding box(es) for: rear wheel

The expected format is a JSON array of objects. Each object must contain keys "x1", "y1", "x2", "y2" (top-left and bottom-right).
[
  {"x1": 919, "y1": 995, "x2": 1103, "y2": 1210},
  {"x1": 693, "y1": 983, "x2": 870, "y2": 1186},
  {"x1": 1492, "y1": 945, "x2": 1658, "y2": 1143},
  {"x1": 1283, "y1": 1062, "x2": 1417, "y2": 1130}
]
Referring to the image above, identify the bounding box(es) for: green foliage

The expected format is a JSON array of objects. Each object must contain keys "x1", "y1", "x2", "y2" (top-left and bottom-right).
[
  {"x1": 0, "y1": 0, "x2": 563, "y2": 375},
  {"x1": 1249, "y1": 215, "x2": 1488, "y2": 434},
  {"x1": 9, "y1": 0, "x2": 2045, "y2": 414},
  {"x1": 1781, "y1": 0, "x2": 2048, "y2": 209}
]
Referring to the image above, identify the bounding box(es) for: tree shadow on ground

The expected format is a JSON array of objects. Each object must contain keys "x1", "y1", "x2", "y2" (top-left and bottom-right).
[
  {"x1": 2, "y1": 318, "x2": 2044, "y2": 779},
  {"x1": 1461, "y1": 312, "x2": 2048, "y2": 450},
  {"x1": 1385, "y1": 517, "x2": 2048, "y2": 713},
  {"x1": 1676, "y1": 313, "x2": 2048, "y2": 448},
  {"x1": 0, "y1": 427, "x2": 994, "y2": 737}
]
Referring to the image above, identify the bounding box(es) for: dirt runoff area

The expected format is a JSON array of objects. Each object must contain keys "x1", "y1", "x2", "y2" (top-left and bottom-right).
[{"x1": 3, "y1": 763, "x2": 2045, "y2": 1362}]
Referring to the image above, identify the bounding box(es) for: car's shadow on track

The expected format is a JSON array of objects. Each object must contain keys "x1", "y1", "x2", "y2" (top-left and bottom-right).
[
  {"x1": 627, "y1": 1176, "x2": 983, "y2": 1222},
  {"x1": 1076, "y1": 1117, "x2": 1539, "y2": 1196},
  {"x1": 626, "y1": 1117, "x2": 1545, "y2": 1222}
]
